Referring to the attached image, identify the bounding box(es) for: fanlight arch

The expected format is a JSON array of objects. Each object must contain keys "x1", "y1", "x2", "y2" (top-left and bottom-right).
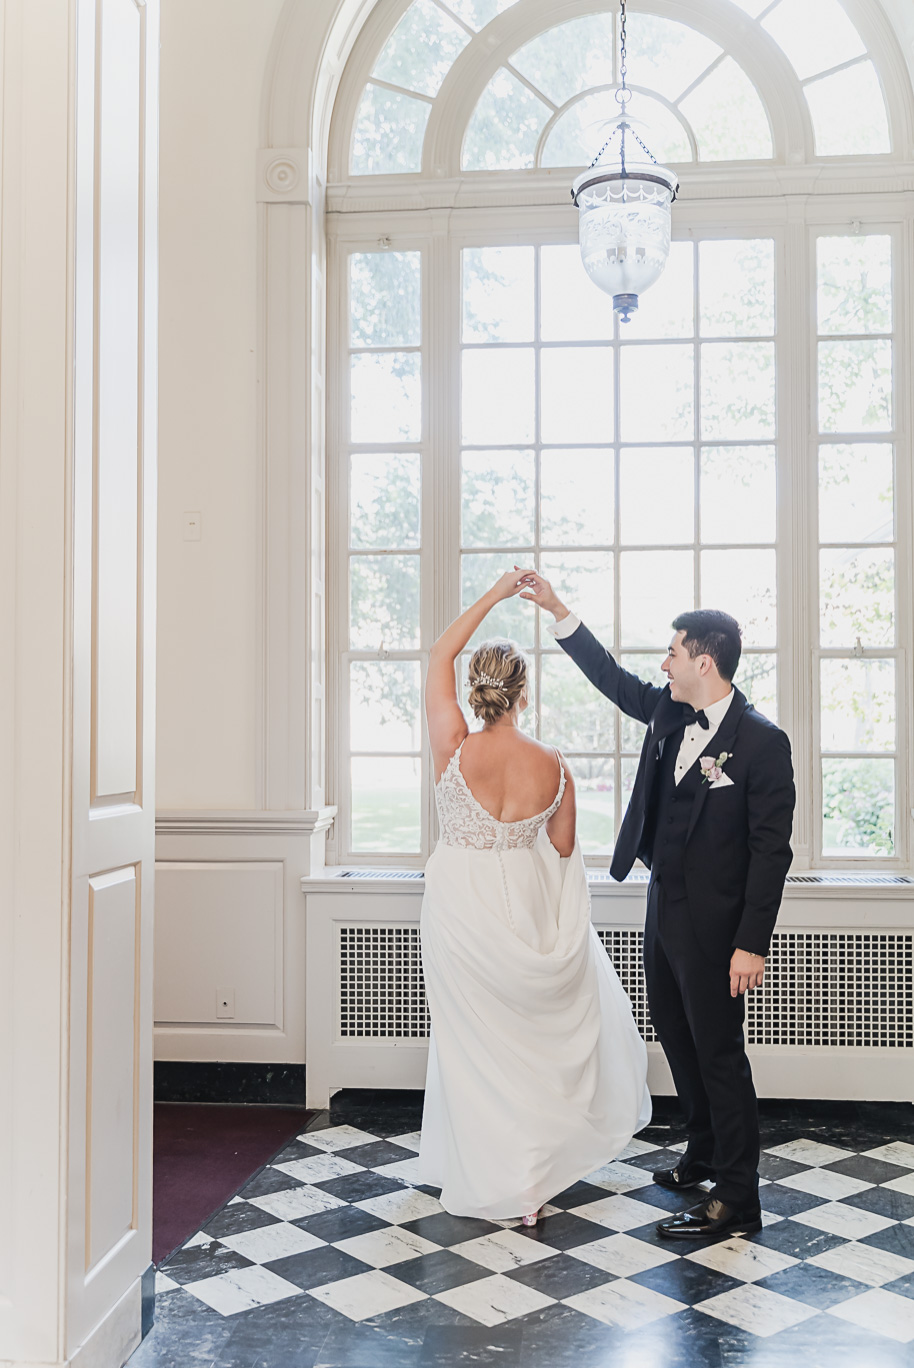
[{"x1": 331, "y1": 0, "x2": 908, "y2": 181}]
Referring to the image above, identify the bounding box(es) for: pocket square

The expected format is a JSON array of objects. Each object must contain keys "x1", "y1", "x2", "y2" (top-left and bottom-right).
[{"x1": 710, "y1": 773, "x2": 735, "y2": 789}]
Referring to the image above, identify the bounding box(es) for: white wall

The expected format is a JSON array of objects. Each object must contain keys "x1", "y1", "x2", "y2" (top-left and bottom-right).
[{"x1": 157, "y1": 0, "x2": 285, "y2": 810}]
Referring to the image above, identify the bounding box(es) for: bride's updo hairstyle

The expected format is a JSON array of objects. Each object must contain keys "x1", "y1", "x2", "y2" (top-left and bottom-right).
[{"x1": 467, "y1": 639, "x2": 528, "y2": 726}]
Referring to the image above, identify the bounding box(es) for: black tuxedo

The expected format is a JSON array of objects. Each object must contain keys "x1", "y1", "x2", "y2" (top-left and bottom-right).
[{"x1": 558, "y1": 620, "x2": 795, "y2": 1206}]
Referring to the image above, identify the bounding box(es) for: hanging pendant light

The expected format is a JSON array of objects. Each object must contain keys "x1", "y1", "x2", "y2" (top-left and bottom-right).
[{"x1": 571, "y1": 0, "x2": 679, "y2": 323}]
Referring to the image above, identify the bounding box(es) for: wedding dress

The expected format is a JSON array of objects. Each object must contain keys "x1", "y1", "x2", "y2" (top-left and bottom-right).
[{"x1": 418, "y1": 739, "x2": 652, "y2": 1219}]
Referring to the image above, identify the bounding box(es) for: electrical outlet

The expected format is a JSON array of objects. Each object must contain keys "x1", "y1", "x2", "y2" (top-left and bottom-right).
[
  {"x1": 216, "y1": 987, "x2": 235, "y2": 1019},
  {"x1": 183, "y1": 511, "x2": 202, "y2": 541}
]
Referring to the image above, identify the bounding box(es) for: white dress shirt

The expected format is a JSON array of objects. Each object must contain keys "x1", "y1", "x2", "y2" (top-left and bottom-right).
[{"x1": 551, "y1": 611, "x2": 734, "y2": 786}]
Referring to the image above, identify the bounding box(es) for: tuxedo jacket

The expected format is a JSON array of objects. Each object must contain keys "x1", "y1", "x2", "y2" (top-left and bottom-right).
[{"x1": 559, "y1": 621, "x2": 795, "y2": 961}]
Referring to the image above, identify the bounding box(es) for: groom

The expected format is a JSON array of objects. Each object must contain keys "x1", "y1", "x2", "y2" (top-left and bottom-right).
[{"x1": 520, "y1": 571, "x2": 795, "y2": 1240}]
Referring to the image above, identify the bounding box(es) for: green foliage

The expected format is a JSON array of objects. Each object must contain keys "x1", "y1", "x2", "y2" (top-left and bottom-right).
[{"x1": 822, "y1": 759, "x2": 894, "y2": 856}]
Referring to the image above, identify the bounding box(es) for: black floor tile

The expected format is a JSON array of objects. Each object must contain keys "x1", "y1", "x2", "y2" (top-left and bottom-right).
[
  {"x1": 158, "y1": 1241, "x2": 253, "y2": 1285},
  {"x1": 505, "y1": 1252, "x2": 613, "y2": 1299},
  {"x1": 626, "y1": 1181, "x2": 705, "y2": 1212},
  {"x1": 754, "y1": 1260, "x2": 868, "y2": 1309},
  {"x1": 420, "y1": 1323, "x2": 522, "y2": 1366},
  {"x1": 758, "y1": 1183, "x2": 829, "y2": 1217},
  {"x1": 389, "y1": 1249, "x2": 492, "y2": 1295},
  {"x1": 315, "y1": 1171, "x2": 407, "y2": 1203},
  {"x1": 860, "y1": 1222, "x2": 914, "y2": 1259},
  {"x1": 400, "y1": 1213, "x2": 501, "y2": 1247},
  {"x1": 548, "y1": 1180, "x2": 615, "y2": 1211},
  {"x1": 750, "y1": 1312, "x2": 911, "y2": 1368},
  {"x1": 293, "y1": 1205, "x2": 391, "y2": 1243},
  {"x1": 516, "y1": 1211, "x2": 612, "y2": 1251},
  {"x1": 272, "y1": 1138, "x2": 327, "y2": 1165},
  {"x1": 822, "y1": 1154, "x2": 911, "y2": 1185},
  {"x1": 514, "y1": 1303, "x2": 625, "y2": 1367},
  {"x1": 366, "y1": 1299, "x2": 478, "y2": 1335},
  {"x1": 337, "y1": 1140, "x2": 418, "y2": 1168},
  {"x1": 884, "y1": 1270, "x2": 914, "y2": 1300},
  {"x1": 315, "y1": 1322, "x2": 421, "y2": 1367},
  {"x1": 758, "y1": 1153, "x2": 810, "y2": 1182},
  {"x1": 200, "y1": 1201, "x2": 282, "y2": 1240},
  {"x1": 264, "y1": 1245, "x2": 374, "y2": 1291},
  {"x1": 745, "y1": 1221, "x2": 845, "y2": 1260},
  {"x1": 239, "y1": 1166, "x2": 306, "y2": 1198},
  {"x1": 623, "y1": 1146, "x2": 683, "y2": 1174},
  {"x1": 841, "y1": 1186, "x2": 914, "y2": 1221},
  {"x1": 630, "y1": 1255, "x2": 743, "y2": 1305}
]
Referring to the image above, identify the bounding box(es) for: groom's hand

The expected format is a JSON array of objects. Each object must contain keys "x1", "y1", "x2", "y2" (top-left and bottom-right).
[
  {"x1": 515, "y1": 567, "x2": 568, "y2": 621},
  {"x1": 730, "y1": 949, "x2": 765, "y2": 997}
]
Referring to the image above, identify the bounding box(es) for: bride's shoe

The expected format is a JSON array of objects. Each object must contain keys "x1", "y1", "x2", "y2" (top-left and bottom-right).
[{"x1": 522, "y1": 1208, "x2": 542, "y2": 1227}]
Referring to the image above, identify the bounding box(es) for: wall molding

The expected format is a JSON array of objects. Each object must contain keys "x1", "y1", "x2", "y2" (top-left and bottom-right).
[
  {"x1": 256, "y1": 146, "x2": 311, "y2": 203},
  {"x1": 156, "y1": 806, "x2": 336, "y2": 837}
]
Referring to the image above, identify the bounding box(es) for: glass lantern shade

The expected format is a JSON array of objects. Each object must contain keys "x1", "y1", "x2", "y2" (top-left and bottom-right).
[{"x1": 572, "y1": 128, "x2": 679, "y2": 323}]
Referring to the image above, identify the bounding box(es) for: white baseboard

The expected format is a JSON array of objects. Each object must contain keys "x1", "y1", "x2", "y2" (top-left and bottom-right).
[{"x1": 67, "y1": 1276, "x2": 142, "y2": 1368}]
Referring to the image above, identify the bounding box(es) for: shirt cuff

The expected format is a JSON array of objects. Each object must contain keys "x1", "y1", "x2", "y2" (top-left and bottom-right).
[{"x1": 550, "y1": 611, "x2": 581, "y2": 640}]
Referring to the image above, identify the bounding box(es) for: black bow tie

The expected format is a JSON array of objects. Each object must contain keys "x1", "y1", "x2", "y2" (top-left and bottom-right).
[{"x1": 682, "y1": 706, "x2": 710, "y2": 730}]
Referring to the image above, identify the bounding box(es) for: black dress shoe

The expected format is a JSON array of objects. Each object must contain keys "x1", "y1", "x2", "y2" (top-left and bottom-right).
[
  {"x1": 652, "y1": 1162, "x2": 715, "y2": 1192},
  {"x1": 656, "y1": 1196, "x2": 762, "y2": 1241}
]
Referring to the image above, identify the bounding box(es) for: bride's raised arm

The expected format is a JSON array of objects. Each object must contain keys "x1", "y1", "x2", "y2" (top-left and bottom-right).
[{"x1": 425, "y1": 570, "x2": 528, "y2": 779}]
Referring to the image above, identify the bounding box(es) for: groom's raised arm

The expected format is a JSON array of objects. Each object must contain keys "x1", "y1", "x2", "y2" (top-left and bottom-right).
[{"x1": 554, "y1": 615, "x2": 665, "y2": 725}]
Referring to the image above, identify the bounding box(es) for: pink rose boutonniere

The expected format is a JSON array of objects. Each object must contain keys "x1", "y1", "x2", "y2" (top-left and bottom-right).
[{"x1": 700, "y1": 751, "x2": 732, "y2": 785}]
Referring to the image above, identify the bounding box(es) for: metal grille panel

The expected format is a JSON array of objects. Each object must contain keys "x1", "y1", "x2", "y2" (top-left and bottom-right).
[{"x1": 337, "y1": 925, "x2": 913, "y2": 1048}]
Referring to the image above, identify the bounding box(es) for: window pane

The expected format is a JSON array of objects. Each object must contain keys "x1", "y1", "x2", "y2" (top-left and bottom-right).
[
  {"x1": 701, "y1": 342, "x2": 775, "y2": 440},
  {"x1": 761, "y1": 0, "x2": 865, "y2": 81},
  {"x1": 461, "y1": 450, "x2": 535, "y2": 547},
  {"x1": 820, "y1": 659, "x2": 895, "y2": 753},
  {"x1": 820, "y1": 547, "x2": 894, "y2": 648},
  {"x1": 542, "y1": 89, "x2": 692, "y2": 169},
  {"x1": 462, "y1": 68, "x2": 550, "y2": 170},
  {"x1": 620, "y1": 448, "x2": 694, "y2": 545},
  {"x1": 822, "y1": 758, "x2": 894, "y2": 857},
  {"x1": 542, "y1": 348, "x2": 613, "y2": 444},
  {"x1": 510, "y1": 14, "x2": 615, "y2": 106},
  {"x1": 540, "y1": 653, "x2": 615, "y2": 751},
  {"x1": 350, "y1": 555, "x2": 420, "y2": 649},
  {"x1": 540, "y1": 552, "x2": 613, "y2": 642},
  {"x1": 574, "y1": 758, "x2": 615, "y2": 855},
  {"x1": 679, "y1": 57, "x2": 773, "y2": 161},
  {"x1": 350, "y1": 661, "x2": 422, "y2": 751},
  {"x1": 624, "y1": 13, "x2": 721, "y2": 102},
  {"x1": 818, "y1": 340, "x2": 892, "y2": 433},
  {"x1": 739, "y1": 654, "x2": 777, "y2": 722},
  {"x1": 351, "y1": 454, "x2": 420, "y2": 549},
  {"x1": 623, "y1": 240, "x2": 694, "y2": 341},
  {"x1": 445, "y1": 0, "x2": 521, "y2": 30},
  {"x1": 351, "y1": 85, "x2": 431, "y2": 175},
  {"x1": 461, "y1": 553, "x2": 535, "y2": 648},
  {"x1": 701, "y1": 549, "x2": 777, "y2": 648},
  {"x1": 372, "y1": 0, "x2": 470, "y2": 97},
  {"x1": 805, "y1": 62, "x2": 890, "y2": 157},
  {"x1": 351, "y1": 353, "x2": 421, "y2": 442},
  {"x1": 817, "y1": 236, "x2": 892, "y2": 336},
  {"x1": 461, "y1": 348, "x2": 534, "y2": 444},
  {"x1": 540, "y1": 244, "x2": 614, "y2": 342},
  {"x1": 620, "y1": 653, "x2": 666, "y2": 749},
  {"x1": 620, "y1": 345, "x2": 693, "y2": 442},
  {"x1": 701, "y1": 447, "x2": 776, "y2": 543},
  {"x1": 699, "y1": 240, "x2": 774, "y2": 337},
  {"x1": 462, "y1": 246, "x2": 534, "y2": 342},
  {"x1": 352, "y1": 757, "x2": 421, "y2": 852},
  {"x1": 620, "y1": 550, "x2": 694, "y2": 648},
  {"x1": 541, "y1": 450, "x2": 613, "y2": 546},
  {"x1": 350, "y1": 252, "x2": 421, "y2": 347},
  {"x1": 819, "y1": 444, "x2": 893, "y2": 544}
]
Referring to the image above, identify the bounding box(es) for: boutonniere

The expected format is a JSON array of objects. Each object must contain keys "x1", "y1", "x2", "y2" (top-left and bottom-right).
[{"x1": 700, "y1": 751, "x2": 732, "y2": 784}]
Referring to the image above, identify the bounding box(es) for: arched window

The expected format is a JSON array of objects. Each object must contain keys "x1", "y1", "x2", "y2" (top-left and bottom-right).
[{"x1": 326, "y1": 0, "x2": 913, "y2": 871}]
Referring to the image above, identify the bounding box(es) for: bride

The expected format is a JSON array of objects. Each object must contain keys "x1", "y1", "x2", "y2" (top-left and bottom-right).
[{"x1": 418, "y1": 571, "x2": 651, "y2": 1223}]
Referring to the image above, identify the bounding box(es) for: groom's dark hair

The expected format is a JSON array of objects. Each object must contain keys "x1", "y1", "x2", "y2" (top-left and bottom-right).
[{"x1": 671, "y1": 609, "x2": 742, "y2": 682}]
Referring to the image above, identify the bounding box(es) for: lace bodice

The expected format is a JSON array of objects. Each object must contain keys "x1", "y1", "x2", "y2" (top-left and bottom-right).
[{"x1": 435, "y1": 740, "x2": 566, "y2": 851}]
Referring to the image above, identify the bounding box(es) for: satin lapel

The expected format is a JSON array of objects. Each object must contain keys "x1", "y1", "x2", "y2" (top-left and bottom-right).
[
  {"x1": 684, "y1": 690, "x2": 750, "y2": 846},
  {"x1": 643, "y1": 694, "x2": 686, "y2": 804}
]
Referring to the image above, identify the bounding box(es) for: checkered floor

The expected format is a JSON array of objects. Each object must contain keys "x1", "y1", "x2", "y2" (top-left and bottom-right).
[{"x1": 131, "y1": 1108, "x2": 914, "y2": 1367}]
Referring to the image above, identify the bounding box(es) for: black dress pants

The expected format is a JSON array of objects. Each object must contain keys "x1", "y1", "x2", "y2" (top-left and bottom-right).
[{"x1": 643, "y1": 879, "x2": 760, "y2": 1209}]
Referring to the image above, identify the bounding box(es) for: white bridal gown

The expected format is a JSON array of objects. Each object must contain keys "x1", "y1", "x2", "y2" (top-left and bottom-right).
[{"x1": 419, "y1": 740, "x2": 652, "y2": 1219}]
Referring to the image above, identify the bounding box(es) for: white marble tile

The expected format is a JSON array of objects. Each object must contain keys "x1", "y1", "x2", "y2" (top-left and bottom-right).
[
  {"x1": 355, "y1": 1187, "x2": 443, "y2": 1224},
  {"x1": 585, "y1": 1161, "x2": 656, "y2": 1194},
  {"x1": 183, "y1": 1230, "x2": 213, "y2": 1249},
  {"x1": 790, "y1": 1201, "x2": 895, "y2": 1240},
  {"x1": 759, "y1": 1209, "x2": 783, "y2": 1228},
  {"x1": 452, "y1": 1228, "x2": 557, "y2": 1273},
  {"x1": 668, "y1": 1141, "x2": 688, "y2": 1153},
  {"x1": 809, "y1": 1240, "x2": 914, "y2": 1287},
  {"x1": 864, "y1": 1142, "x2": 914, "y2": 1169},
  {"x1": 828, "y1": 1288, "x2": 914, "y2": 1344},
  {"x1": 569, "y1": 1233, "x2": 679, "y2": 1278},
  {"x1": 219, "y1": 1221, "x2": 325, "y2": 1264},
  {"x1": 154, "y1": 1273, "x2": 179, "y2": 1294},
  {"x1": 616, "y1": 1137, "x2": 662, "y2": 1160},
  {"x1": 387, "y1": 1131, "x2": 422, "y2": 1152},
  {"x1": 373, "y1": 1156, "x2": 422, "y2": 1185},
  {"x1": 228, "y1": 1196, "x2": 244, "y2": 1205},
  {"x1": 272, "y1": 1153, "x2": 364, "y2": 1184},
  {"x1": 686, "y1": 1236, "x2": 797, "y2": 1283},
  {"x1": 765, "y1": 1139, "x2": 855, "y2": 1167},
  {"x1": 565, "y1": 1278, "x2": 685, "y2": 1331},
  {"x1": 698, "y1": 1284, "x2": 818, "y2": 1338},
  {"x1": 434, "y1": 1273, "x2": 554, "y2": 1327},
  {"x1": 248, "y1": 1185, "x2": 347, "y2": 1222},
  {"x1": 569, "y1": 1193, "x2": 667, "y2": 1233},
  {"x1": 185, "y1": 1264, "x2": 302, "y2": 1317},
  {"x1": 299, "y1": 1125, "x2": 379, "y2": 1152},
  {"x1": 883, "y1": 1173, "x2": 914, "y2": 1197},
  {"x1": 308, "y1": 1269, "x2": 427, "y2": 1321},
  {"x1": 777, "y1": 1168, "x2": 873, "y2": 1200},
  {"x1": 334, "y1": 1226, "x2": 440, "y2": 1268}
]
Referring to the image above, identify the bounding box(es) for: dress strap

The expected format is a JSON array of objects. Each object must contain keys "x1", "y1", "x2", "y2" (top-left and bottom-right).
[{"x1": 549, "y1": 748, "x2": 566, "y2": 813}]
